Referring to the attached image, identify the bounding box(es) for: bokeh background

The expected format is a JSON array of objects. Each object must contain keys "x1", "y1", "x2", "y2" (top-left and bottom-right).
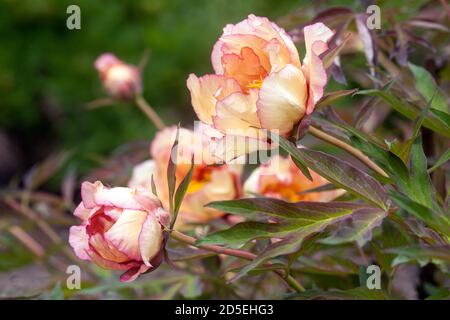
[
  {"x1": 1, "y1": 0, "x2": 446, "y2": 299},
  {"x1": 0, "y1": 0, "x2": 312, "y2": 184}
]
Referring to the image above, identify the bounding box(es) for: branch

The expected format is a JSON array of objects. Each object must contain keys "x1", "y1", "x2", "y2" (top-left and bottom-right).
[
  {"x1": 170, "y1": 230, "x2": 305, "y2": 293},
  {"x1": 135, "y1": 95, "x2": 166, "y2": 130},
  {"x1": 308, "y1": 126, "x2": 389, "y2": 178}
]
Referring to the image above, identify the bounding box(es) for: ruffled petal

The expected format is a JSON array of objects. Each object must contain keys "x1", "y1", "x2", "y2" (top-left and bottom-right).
[
  {"x1": 186, "y1": 74, "x2": 241, "y2": 124},
  {"x1": 222, "y1": 47, "x2": 268, "y2": 89},
  {"x1": 138, "y1": 213, "x2": 163, "y2": 266},
  {"x1": 68, "y1": 225, "x2": 91, "y2": 261},
  {"x1": 257, "y1": 64, "x2": 307, "y2": 135},
  {"x1": 73, "y1": 202, "x2": 90, "y2": 221},
  {"x1": 127, "y1": 160, "x2": 156, "y2": 191},
  {"x1": 104, "y1": 209, "x2": 148, "y2": 261},
  {"x1": 212, "y1": 34, "x2": 271, "y2": 75},
  {"x1": 216, "y1": 14, "x2": 300, "y2": 69},
  {"x1": 302, "y1": 23, "x2": 333, "y2": 114},
  {"x1": 213, "y1": 89, "x2": 261, "y2": 136}
]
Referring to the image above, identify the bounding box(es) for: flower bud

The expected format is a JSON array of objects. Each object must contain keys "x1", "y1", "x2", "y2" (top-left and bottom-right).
[
  {"x1": 95, "y1": 53, "x2": 142, "y2": 100},
  {"x1": 69, "y1": 181, "x2": 169, "y2": 282}
]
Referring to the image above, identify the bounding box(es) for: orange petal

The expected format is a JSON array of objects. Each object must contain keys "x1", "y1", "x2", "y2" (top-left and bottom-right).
[
  {"x1": 222, "y1": 47, "x2": 268, "y2": 90},
  {"x1": 187, "y1": 74, "x2": 241, "y2": 124}
]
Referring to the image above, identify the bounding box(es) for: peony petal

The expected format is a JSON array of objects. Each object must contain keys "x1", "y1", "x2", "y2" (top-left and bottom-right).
[
  {"x1": 119, "y1": 264, "x2": 150, "y2": 283},
  {"x1": 89, "y1": 233, "x2": 130, "y2": 263},
  {"x1": 138, "y1": 213, "x2": 163, "y2": 266},
  {"x1": 210, "y1": 133, "x2": 273, "y2": 163},
  {"x1": 81, "y1": 181, "x2": 103, "y2": 209},
  {"x1": 94, "y1": 187, "x2": 144, "y2": 210},
  {"x1": 213, "y1": 89, "x2": 261, "y2": 136},
  {"x1": 243, "y1": 166, "x2": 262, "y2": 195},
  {"x1": 215, "y1": 15, "x2": 300, "y2": 70},
  {"x1": 186, "y1": 74, "x2": 241, "y2": 124},
  {"x1": 73, "y1": 202, "x2": 90, "y2": 221},
  {"x1": 104, "y1": 209, "x2": 148, "y2": 261},
  {"x1": 87, "y1": 249, "x2": 135, "y2": 271},
  {"x1": 127, "y1": 160, "x2": 156, "y2": 191},
  {"x1": 257, "y1": 64, "x2": 307, "y2": 135},
  {"x1": 222, "y1": 47, "x2": 268, "y2": 90},
  {"x1": 265, "y1": 38, "x2": 292, "y2": 73},
  {"x1": 69, "y1": 225, "x2": 91, "y2": 260},
  {"x1": 303, "y1": 23, "x2": 333, "y2": 114},
  {"x1": 212, "y1": 34, "x2": 271, "y2": 75}
]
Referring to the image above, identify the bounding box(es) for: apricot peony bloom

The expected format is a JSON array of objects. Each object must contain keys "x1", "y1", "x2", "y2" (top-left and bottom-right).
[
  {"x1": 95, "y1": 53, "x2": 142, "y2": 100},
  {"x1": 69, "y1": 181, "x2": 169, "y2": 282},
  {"x1": 187, "y1": 15, "x2": 333, "y2": 137},
  {"x1": 244, "y1": 155, "x2": 343, "y2": 202},
  {"x1": 129, "y1": 126, "x2": 242, "y2": 227}
]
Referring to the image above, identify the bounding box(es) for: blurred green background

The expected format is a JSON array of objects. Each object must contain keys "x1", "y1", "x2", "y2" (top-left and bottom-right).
[
  {"x1": 0, "y1": 0, "x2": 312, "y2": 182},
  {"x1": 0, "y1": 0, "x2": 427, "y2": 183}
]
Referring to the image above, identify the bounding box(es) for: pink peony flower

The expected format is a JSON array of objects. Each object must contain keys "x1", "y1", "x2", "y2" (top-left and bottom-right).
[
  {"x1": 69, "y1": 181, "x2": 169, "y2": 282},
  {"x1": 187, "y1": 15, "x2": 333, "y2": 138},
  {"x1": 244, "y1": 155, "x2": 344, "y2": 202},
  {"x1": 130, "y1": 126, "x2": 243, "y2": 228},
  {"x1": 95, "y1": 53, "x2": 142, "y2": 100}
]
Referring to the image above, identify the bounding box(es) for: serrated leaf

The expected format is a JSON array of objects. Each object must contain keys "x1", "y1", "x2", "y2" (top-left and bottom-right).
[
  {"x1": 409, "y1": 63, "x2": 448, "y2": 113},
  {"x1": 320, "y1": 207, "x2": 387, "y2": 246},
  {"x1": 389, "y1": 190, "x2": 450, "y2": 237},
  {"x1": 274, "y1": 133, "x2": 388, "y2": 210},
  {"x1": 356, "y1": 89, "x2": 450, "y2": 138},
  {"x1": 200, "y1": 199, "x2": 379, "y2": 280}
]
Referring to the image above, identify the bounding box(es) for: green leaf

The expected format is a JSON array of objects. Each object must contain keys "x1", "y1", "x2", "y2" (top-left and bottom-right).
[
  {"x1": 200, "y1": 199, "x2": 381, "y2": 280},
  {"x1": 428, "y1": 149, "x2": 450, "y2": 173},
  {"x1": 385, "y1": 245, "x2": 450, "y2": 263},
  {"x1": 356, "y1": 89, "x2": 450, "y2": 138},
  {"x1": 409, "y1": 135, "x2": 435, "y2": 208},
  {"x1": 393, "y1": 100, "x2": 431, "y2": 163},
  {"x1": 320, "y1": 208, "x2": 387, "y2": 246},
  {"x1": 389, "y1": 190, "x2": 450, "y2": 237},
  {"x1": 167, "y1": 127, "x2": 180, "y2": 217},
  {"x1": 274, "y1": 133, "x2": 389, "y2": 210},
  {"x1": 409, "y1": 63, "x2": 448, "y2": 113},
  {"x1": 172, "y1": 155, "x2": 195, "y2": 228}
]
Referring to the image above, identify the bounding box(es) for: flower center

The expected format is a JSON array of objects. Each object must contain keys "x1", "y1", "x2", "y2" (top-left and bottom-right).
[{"x1": 246, "y1": 79, "x2": 263, "y2": 90}]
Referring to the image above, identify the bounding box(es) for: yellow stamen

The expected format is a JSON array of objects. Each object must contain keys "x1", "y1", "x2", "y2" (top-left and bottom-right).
[{"x1": 246, "y1": 79, "x2": 263, "y2": 89}]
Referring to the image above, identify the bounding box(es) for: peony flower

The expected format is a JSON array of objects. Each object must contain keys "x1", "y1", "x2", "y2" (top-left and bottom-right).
[
  {"x1": 128, "y1": 160, "x2": 156, "y2": 191},
  {"x1": 139, "y1": 126, "x2": 242, "y2": 227},
  {"x1": 187, "y1": 15, "x2": 333, "y2": 138},
  {"x1": 95, "y1": 53, "x2": 142, "y2": 100},
  {"x1": 244, "y1": 155, "x2": 343, "y2": 202},
  {"x1": 69, "y1": 181, "x2": 169, "y2": 282}
]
